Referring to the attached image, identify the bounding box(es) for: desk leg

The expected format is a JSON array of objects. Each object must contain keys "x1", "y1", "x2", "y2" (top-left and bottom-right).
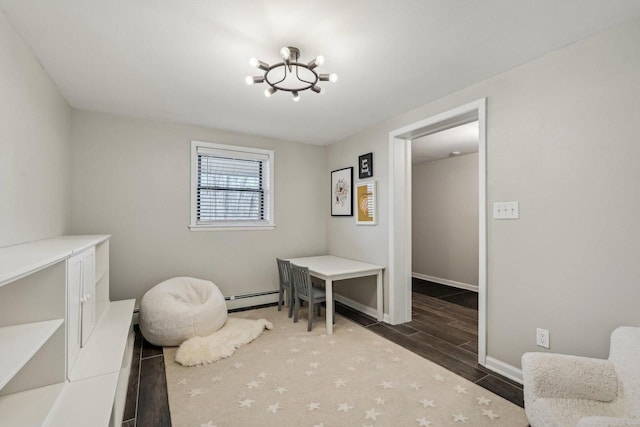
[
  {"x1": 376, "y1": 271, "x2": 383, "y2": 321},
  {"x1": 326, "y1": 279, "x2": 333, "y2": 335}
]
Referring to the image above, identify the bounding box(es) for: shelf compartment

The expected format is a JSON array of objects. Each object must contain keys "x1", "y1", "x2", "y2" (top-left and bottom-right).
[
  {"x1": 0, "y1": 372, "x2": 120, "y2": 427},
  {"x1": 69, "y1": 299, "x2": 135, "y2": 381},
  {"x1": 0, "y1": 319, "x2": 64, "y2": 390},
  {"x1": 0, "y1": 382, "x2": 63, "y2": 427}
]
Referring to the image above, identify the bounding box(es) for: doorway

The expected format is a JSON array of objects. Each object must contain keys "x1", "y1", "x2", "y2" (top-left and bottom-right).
[{"x1": 387, "y1": 99, "x2": 487, "y2": 365}]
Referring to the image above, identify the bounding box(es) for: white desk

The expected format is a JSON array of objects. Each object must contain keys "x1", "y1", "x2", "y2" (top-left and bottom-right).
[{"x1": 287, "y1": 255, "x2": 384, "y2": 334}]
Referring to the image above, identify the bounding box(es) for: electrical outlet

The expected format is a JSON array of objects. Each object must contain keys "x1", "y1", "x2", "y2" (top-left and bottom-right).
[{"x1": 536, "y1": 328, "x2": 550, "y2": 348}]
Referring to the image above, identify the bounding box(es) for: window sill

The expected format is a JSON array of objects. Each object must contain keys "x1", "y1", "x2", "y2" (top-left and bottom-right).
[{"x1": 188, "y1": 224, "x2": 276, "y2": 232}]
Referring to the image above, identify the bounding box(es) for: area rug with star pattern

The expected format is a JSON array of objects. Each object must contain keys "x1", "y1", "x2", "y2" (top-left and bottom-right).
[{"x1": 163, "y1": 306, "x2": 528, "y2": 427}]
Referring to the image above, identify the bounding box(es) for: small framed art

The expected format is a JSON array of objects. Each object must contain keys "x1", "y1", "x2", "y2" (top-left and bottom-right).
[
  {"x1": 331, "y1": 167, "x2": 353, "y2": 216},
  {"x1": 356, "y1": 180, "x2": 377, "y2": 225},
  {"x1": 358, "y1": 152, "x2": 373, "y2": 179}
]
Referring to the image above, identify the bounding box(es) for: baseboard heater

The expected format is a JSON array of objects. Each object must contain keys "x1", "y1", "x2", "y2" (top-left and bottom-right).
[
  {"x1": 225, "y1": 290, "x2": 280, "y2": 311},
  {"x1": 224, "y1": 290, "x2": 279, "y2": 301}
]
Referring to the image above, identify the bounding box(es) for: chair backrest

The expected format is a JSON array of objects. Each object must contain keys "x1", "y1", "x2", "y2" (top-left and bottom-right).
[
  {"x1": 608, "y1": 326, "x2": 640, "y2": 415},
  {"x1": 291, "y1": 264, "x2": 312, "y2": 299},
  {"x1": 276, "y1": 258, "x2": 292, "y2": 291}
]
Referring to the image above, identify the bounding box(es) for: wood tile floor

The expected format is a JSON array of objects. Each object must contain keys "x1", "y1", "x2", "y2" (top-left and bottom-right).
[{"x1": 123, "y1": 281, "x2": 523, "y2": 426}]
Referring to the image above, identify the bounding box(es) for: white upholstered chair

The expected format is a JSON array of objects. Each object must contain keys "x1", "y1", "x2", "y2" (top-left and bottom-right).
[{"x1": 522, "y1": 326, "x2": 640, "y2": 427}]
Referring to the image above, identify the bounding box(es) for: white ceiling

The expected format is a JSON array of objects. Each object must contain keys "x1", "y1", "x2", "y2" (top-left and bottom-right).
[
  {"x1": 2, "y1": 1, "x2": 640, "y2": 145},
  {"x1": 412, "y1": 121, "x2": 479, "y2": 165}
]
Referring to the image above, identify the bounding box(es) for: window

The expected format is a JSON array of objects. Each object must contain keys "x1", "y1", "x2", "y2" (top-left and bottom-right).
[{"x1": 190, "y1": 141, "x2": 274, "y2": 230}]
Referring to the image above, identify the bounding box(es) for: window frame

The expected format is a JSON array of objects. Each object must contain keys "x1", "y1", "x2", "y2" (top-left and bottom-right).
[{"x1": 190, "y1": 140, "x2": 275, "y2": 231}]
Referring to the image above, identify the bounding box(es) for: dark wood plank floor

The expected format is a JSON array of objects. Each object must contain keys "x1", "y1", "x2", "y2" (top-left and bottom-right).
[
  {"x1": 123, "y1": 281, "x2": 523, "y2": 426},
  {"x1": 338, "y1": 278, "x2": 525, "y2": 408}
]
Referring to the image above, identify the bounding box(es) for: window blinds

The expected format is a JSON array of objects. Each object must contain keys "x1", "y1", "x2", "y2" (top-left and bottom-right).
[{"x1": 196, "y1": 148, "x2": 270, "y2": 224}]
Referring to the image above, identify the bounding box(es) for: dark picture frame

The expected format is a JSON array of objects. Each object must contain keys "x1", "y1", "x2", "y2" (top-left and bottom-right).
[
  {"x1": 331, "y1": 167, "x2": 353, "y2": 216},
  {"x1": 359, "y1": 152, "x2": 373, "y2": 179}
]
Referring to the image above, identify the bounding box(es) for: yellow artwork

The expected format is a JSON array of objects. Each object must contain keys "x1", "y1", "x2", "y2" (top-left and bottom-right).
[{"x1": 356, "y1": 181, "x2": 376, "y2": 225}]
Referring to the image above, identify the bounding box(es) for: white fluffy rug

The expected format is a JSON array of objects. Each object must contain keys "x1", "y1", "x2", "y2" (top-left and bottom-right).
[{"x1": 175, "y1": 317, "x2": 273, "y2": 366}]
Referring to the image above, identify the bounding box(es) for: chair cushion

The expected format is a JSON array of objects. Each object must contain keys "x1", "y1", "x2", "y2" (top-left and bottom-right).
[{"x1": 140, "y1": 277, "x2": 228, "y2": 346}]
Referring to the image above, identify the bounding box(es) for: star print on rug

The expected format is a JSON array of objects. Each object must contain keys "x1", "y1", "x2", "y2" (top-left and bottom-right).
[
  {"x1": 306, "y1": 402, "x2": 321, "y2": 411},
  {"x1": 164, "y1": 307, "x2": 528, "y2": 427},
  {"x1": 379, "y1": 380, "x2": 393, "y2": 389},
  {"x1": 238, "y1": 398, "x2": 254, "y2": 408},
  {"x1": 419, "y1": 398, "x2": 436, "y2": 408},
  {"x1": 365, "y1": 408, "x2": 381, "y2": 421},
  {"x1": 454, "y1": 385, "x2": 468, "y2": 394},
  {"x1": 266, "y1": 403, "x2": 281, "y2": 414},
  {"x1": 337, "y1": 403, "x2": 354, "y2": 412},
  {"x1": 453, "y1": 413, "x2": 469, "y2": 422},
  {"x1": 482, "y1": 409, "x2": 500, "y2": 419},
  {"x1": 245, "y1": 380, "x2": 259, "y2": 389},
  {"x1": 188, "y1": 388, "x2": 203, "y2": 397},
  {"x1": 477, "y1": 396, "x2": 492, "y2": 405}
]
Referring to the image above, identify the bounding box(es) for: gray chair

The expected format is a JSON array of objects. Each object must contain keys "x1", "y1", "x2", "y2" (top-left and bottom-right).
[
  {"x1": 291, "y1": 263, "x2": 334, "y2": 332},
  {"x1": 276, "y1": 258, "x2": 294, "y2": 318}
]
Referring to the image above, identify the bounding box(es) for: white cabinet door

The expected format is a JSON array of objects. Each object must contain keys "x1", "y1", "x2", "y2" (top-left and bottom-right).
[
  {"x1": 67, "y1": 253, "x2": 83, "y2": 374},
  {"x1": 81, "y1": 248, "x2": 96, "y2": 347}
]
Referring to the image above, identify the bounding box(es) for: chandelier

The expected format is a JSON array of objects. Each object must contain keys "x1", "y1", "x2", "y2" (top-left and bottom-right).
[{"x1": 245, "y1": 46, "x2": 338, "y2": 101}]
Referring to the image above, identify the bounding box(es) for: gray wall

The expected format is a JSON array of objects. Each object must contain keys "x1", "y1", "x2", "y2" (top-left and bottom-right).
[
  {"x1": 327, "y1": 18, "x2": 640, "y2": 368},
  {"x1": 70, "y1": 110, "x2": 327, "y2": 304},
  {"x1": 412, "y1": 153, "x2": 478, "y2": 287},
  {"x1": 0, "y1": 12, "x2": 71, "y2": 247}
]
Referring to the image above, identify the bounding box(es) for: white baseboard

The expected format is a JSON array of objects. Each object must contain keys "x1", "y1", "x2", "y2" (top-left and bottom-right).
[
  {"x1": 484, "y1": 356, "x2": 523, "y2": 384},
  {"x1": 226, "y1": 292, "x2": 280, "y2": 311},
  {"x1": 334, "y1": 294, "x2": 390, "y2": 323},
  {"x1": 412, "y1": 272, "x2": 478, "y2": 292}
]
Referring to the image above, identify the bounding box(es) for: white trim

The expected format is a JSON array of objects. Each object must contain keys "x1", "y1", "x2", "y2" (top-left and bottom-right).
[
  {"x1": 225, "y1": 293, "x2": 279, "y2": 311},
  {"x1": 388, "y1": 98, "x2": 488, "y2": 363},
  {"x1": 484, "y1": 356, "x2": 523, "y2": 384},
  {"x1": 190, "y1": 140, "x2": 275, "y2": 230},
  {"x1": 334, "y1": 294, "x2": 391, "y2": 324},
  {"x1": 411, "y1": 272, "x2": 478, "y2": 292},
  {"x1": 188, "y1": 225, "x2": 276, "y2": 232}
]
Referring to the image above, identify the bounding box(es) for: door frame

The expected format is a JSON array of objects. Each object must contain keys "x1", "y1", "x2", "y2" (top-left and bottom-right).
[{"x1": 387, "y1": 98, "x2": 487, "y2": 365}]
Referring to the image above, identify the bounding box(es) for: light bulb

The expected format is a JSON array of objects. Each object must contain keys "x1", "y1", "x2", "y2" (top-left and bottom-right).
[
  {"x1": 329, "y1": 73, "x2": 338, "y2": 82},
  {"x1": 307, "y1": 55, "x2": 326, "y2": 70},
  {"x1": 292, "y1": 91, "x2": 300, "y2": 102},
  {"x1": 246, "y1": 76, "x2": 264, "y2": 85},
  {"x1": 280, "y1": 46, "x2": 291, "y2": 60},
  {"x1": 311, "y1": 86, "x2": 324, "y2": 94},
  {"x1": 249, "y1": 57, "x2": 259, "y2": 67},
  {"x1": 264, "y1": 87, "x2": 277, "y2": 97}
]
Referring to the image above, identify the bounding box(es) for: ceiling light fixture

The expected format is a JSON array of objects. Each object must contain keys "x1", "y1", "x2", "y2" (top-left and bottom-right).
[{"x1": 246, "y1": 46, "x2": 337, "y2": 101}]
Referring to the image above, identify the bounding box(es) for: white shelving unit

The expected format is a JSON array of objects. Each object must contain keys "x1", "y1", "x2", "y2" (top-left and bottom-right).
[
  {"x1": 0, "y1": 320, "x2": 64, "y2": 390},
  {"x1": 0, "y1": 235, "x2": 135, "y2": 427}
]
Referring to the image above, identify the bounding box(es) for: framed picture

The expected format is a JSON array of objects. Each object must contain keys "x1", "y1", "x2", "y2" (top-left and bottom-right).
[
  {"x1": 331, "y1": 167, "x2": 353, "y2": 216},
  {"x1": 358, "y1": 152, "x2": 373, "y2": 179},
  {"x1": 356, "y1": 180, "x2": 377, "y2": 225}
]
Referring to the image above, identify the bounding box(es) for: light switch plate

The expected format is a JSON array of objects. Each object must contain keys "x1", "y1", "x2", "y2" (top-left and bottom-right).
[{"x1": 493, "y1": 201, "x2": 519, "y2": 219}]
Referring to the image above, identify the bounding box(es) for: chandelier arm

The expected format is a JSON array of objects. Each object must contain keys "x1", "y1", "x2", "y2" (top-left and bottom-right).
[
  {"x1": 294, "y1": 63, "x2": 317, "y2": 86},
  {"x1": 269, "y1": 63, "x2": 288, "y2": 86}
]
